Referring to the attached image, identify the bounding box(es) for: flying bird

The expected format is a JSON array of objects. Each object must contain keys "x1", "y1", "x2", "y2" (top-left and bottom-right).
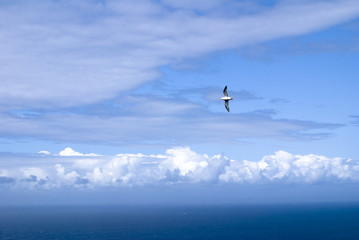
[{"x1": 221, "y1": 85, "x2": 233, "y2": 112}]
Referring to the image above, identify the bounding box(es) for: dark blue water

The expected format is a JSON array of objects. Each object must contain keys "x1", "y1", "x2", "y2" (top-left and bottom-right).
[{"x1": 0, "y1": 203, "x2": 358, "y2": 239}]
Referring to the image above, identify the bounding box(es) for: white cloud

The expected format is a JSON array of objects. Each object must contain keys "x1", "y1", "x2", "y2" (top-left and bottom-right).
[
  {"x1": 1, "y1": 0, "x2": 359, "y2": 108},
  {"x1": 73, "y1": 159, "x2": 102, "y2": 170},
  {"x1": 59, "y1": 147, "x2": 101, "y2": 157},
  {"x1": 0, "y1": 147, "x2": 358, "y2": 189},
  {"x1": 219, "y1": 150, "x2": 359, "y2": 183},
  {"x1": 55, "y1": 164, "x2": 81, "y2": 187},
  {"x1": 22, "y1": 167, "x2": 48, "y2": 180},
  {"x1": 0, "y1": 169, "x2": 9, "y2": 177},
  {"x1": 160, "y1": 147, "x2": 226, "y2": 183},
  {"x1": 38, "y1": 150, "x2": 51, "y2": 155}
]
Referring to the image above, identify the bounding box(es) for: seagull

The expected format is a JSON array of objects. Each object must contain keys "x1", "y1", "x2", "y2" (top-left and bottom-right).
[{"x1": 221, "y1": 85, "x2": 233, "y2": 112}]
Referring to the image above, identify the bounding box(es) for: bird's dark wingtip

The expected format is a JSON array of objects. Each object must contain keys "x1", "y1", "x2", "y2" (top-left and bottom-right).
[{"x1": 223, "y1": 85, "x2": 228, "y2": 96}]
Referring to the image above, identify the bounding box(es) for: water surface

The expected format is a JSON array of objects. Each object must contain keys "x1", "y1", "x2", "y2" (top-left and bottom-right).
[{"x1": 0, "y1": 203, "x2": 358, "y2": 239}]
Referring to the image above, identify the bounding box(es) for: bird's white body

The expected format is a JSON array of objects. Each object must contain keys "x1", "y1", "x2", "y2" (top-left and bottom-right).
[{"x1": 221, "y1": 96, "x2": 233, "y2": 101}]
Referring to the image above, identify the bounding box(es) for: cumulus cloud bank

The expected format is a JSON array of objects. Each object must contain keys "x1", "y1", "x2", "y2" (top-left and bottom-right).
[{"x1": 1, "y1": 147, "x2": 358, "y2": 189}]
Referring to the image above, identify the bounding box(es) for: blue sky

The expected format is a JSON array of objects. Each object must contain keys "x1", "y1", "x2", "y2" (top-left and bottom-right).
[{"x1": 1, "y1": 0, "x2": 359, "y2": 205}]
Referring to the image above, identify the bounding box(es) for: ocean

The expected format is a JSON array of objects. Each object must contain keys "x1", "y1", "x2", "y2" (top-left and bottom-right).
[{"x1": 0, "y1": 203, "x2": 358, "y2": 239}]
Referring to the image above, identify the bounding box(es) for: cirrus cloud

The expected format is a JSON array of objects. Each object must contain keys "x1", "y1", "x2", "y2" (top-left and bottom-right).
[{"x1": 1, "y1": 0, "x2": 359, "y2": 108}]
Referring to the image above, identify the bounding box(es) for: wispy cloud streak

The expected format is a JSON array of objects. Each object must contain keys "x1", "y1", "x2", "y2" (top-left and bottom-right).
[
  {"x1": 1, "y1": 0, "x2": 359, "y2": 108},
  {"x1": 0, "y1": 108, "x2": 342, "y2": 145}
]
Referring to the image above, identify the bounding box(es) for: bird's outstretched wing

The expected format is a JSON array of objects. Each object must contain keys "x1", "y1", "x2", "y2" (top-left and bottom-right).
[
  {"x1": 223, "y1": 85, "x2": 228, "y2": 97},
  {"x1": 225, "y1": 100, "x2": 230, "y2": 112}
]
